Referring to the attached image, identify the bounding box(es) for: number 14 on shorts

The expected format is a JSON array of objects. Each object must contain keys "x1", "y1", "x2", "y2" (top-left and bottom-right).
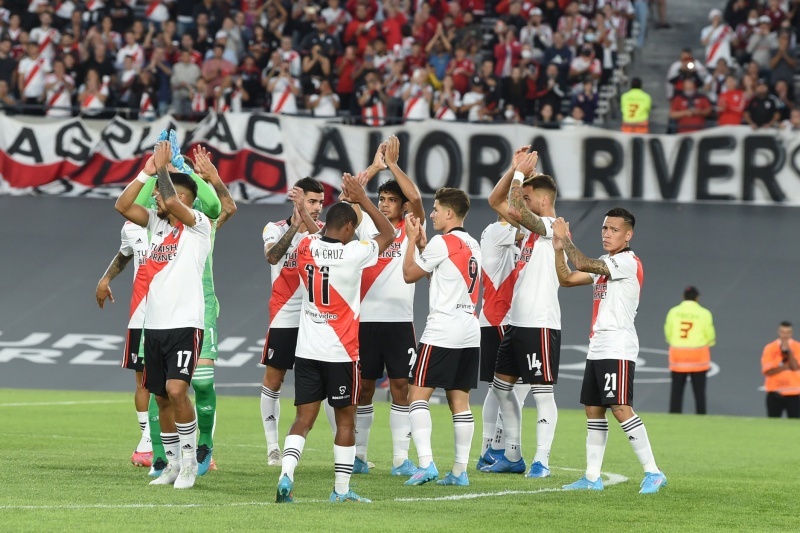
[{"x1": 526, "y1": 353, "x2": 542, "y2": 376}]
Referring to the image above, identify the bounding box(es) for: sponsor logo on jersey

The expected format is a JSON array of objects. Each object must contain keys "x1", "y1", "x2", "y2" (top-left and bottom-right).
[
  {"x1": 593, "y1": 283, "x2": 607, "y2": 301},
  {"x1": 339, "y1": 386, "x2": 346, "y2": 395}
]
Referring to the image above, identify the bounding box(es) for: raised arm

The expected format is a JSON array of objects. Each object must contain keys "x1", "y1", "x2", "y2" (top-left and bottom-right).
[
  {"x1": 552, "y1": 217, "x2": 610, "y2": 276},
  {"x1": 154, "y1": 141, "x2": 198, "y2": 226},
  {"x1": 95, "y1": 251, "x2": 133, "y2": 308},
  {"x1": 488, "y1": 145, "x2": 531, "y2": 225},
  {"x1": 402, "y1": 214, "x2": 429, "y2": 283},
  {"x1": 265, "y1": 212, "x2": 301, "y2": 266},
  {"x1": 287, "y1": 186, "x2": 319, "y2": 235},
  {"x1": 553, "y1": 229, "x2": 593, "y2": 287},
  {"x1": 115, "y1": 171, "x2": 151, "y2": 227},
  {"x1": 343, "y1": 172, "x2": 394, "y2": 254},
  {"x1": 384, "y1": 135, "x2": 425, "y2": 222},
  {"x1": 507, "y1": 152, "x2": 547, "y2": 236},
  {"x1": 193, "y1": 145, "x2": 236, "y2": 229}
]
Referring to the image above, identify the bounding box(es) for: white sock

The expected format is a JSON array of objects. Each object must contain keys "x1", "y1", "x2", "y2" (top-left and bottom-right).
[
  {"x1": 452, "y1": 410, "x2": 474, "y2": 476},
  {"x1": 481, "y1": 388, "x2": 499, "y2": 455},
  {"x1": 513, "y1": 381, "x2": 529, "y2": 406},
  {"x1": 492, "y1": 377, "x2": 522, "y2": 462},
  {"x1": 161, "y1": 432, "x2": 179, "y2": 467},
  {"x1": 333, "y1": 444, "x2": 355, "y2": 495},
  {"x1": 175, "y1": 419, "x2": 197, "y2": 466},
  {"x1": 390, "y1": 404, "x2": 411, "y2": 467},
  {"x1": 323, "y1": 399, "x2": 337, "y2": 437},
  {"x1": 260, "y1": 386, "x2": 280, "y2": 450},
  {"x1": 620, "y1": 415, "x2": 660, "y2": 474},
  {"x1": 531, "y1": 385, "x2": 558, "y2": 467},
  {"x1": 355, "y1": 404, "x2": 374, "y2": 461},
  {"x1": 493, "y1": 411, "x2": 505, "y2": 450},
  {"x1": 136, "y1": 411, "x2": 152, "y2": 452},
  {"x1": 280, "y1": 434, "x2": 305, "y2": 482},
  {"x1": 409, "y1": 400, "x2": 433, "y2": 468},
  {"x1": 586, "y1": 418, "x2": 608, "y2": 482}
]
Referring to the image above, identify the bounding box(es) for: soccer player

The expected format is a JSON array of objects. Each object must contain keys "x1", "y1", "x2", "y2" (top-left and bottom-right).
[
  {"x1": 353, "y1": 135, "x2": 425, "y2": 476},
  {"x1": 476, "y1": 214, "x2": 527, "y2": 468},
  {"x1": 552, "y1": 208, "x2": 668, "y2": 494},
  {"x1": 481, "y1": 149, "x2": 561, "y2": 478},
  {"x1": 114, "y1": 141, "x2": 212, "y2": 489},
  {"x1": 259, "y1": 177, "x2": 326, "y2": 466},
  {"x1": 401, "y1": 188, "x2": 481, "y2": 487},
  {"x1": 275, "y1": 173, "x2": 395, "y2": 503},
  {"x1": 130, "y1": 138, "x2": 234, "y2": 477}
]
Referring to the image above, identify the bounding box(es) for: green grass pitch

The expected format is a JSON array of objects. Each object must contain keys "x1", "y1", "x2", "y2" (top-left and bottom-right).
[{"x1": 0, "y1": 388, "x2": 796, "y2": 532}]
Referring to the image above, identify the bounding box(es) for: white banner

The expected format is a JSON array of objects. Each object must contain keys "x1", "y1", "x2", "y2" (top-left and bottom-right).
[{"x1": 1, "y1": 112, "x2": 800, "y2": 204}]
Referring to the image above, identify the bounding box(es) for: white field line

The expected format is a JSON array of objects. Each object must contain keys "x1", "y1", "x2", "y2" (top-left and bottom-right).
[
  {"x1": 0, "y1": 468, "x2": 628, "y2": 510},
  {"x1": 0, "y1": 400, "x2": 128, "y2": 407}
]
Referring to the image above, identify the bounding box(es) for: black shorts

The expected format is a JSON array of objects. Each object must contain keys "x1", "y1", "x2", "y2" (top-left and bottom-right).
[
  {"x1": 480, "y1": 325, "x2": 510, "y2": 382},
  {"x1": 260, "y1": 327, "x2": 298, "y2": 370},
  {"x1": 495, "y1": 326, "x2": 561, "y2": 384},
  {"x1": 122, "y1": 328, "x2": 144, "y2": 372},
  {"x1": 294, "y1": 357, "x2": 361, "y2": 408},
  {"x1": 580, "y1": 359, "x2": 636, "y2": 407},
  {"x1": 359, "y1": 322, "x2": 417, "y2": 380},
  {"x1": 143, "y1": 328, "x2": 203, "y2": 398},
  {"x1": 409, "y1": 343, "x2": 479, "y2": 390}
]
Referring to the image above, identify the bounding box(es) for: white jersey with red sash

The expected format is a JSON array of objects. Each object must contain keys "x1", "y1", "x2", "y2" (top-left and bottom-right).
[
  {"x1": 19, "y1": 56, "x2": 49, "y2": 98},
  {"x1": 478, "y1": 221, "x2": 519, "y2": 328},
  {"x1": 145, "y1": 1, "x2": 170, "y2": 23},
  {"x1": 44, "y1": 73, "x2": 73, "y2": 117},
  {"x1": 360, "y1": 88, "x2": 386, "y2": 126},
  {"x1": 403, "y1": 83, "x2": 430, "y2": 120},
  {"x1": 434, "y1": 89, "x2": 462, "y2": 120},
  {"x1": 295, "y1": 234, "x2": 379, "y2": 363},
  {"x1": 30, "y1": 26, "x2": 60, "y2": 61},
  {"x1": 508, "y1": 218, "x2": 561, "y2": 329},
  {"x1": 191, "y1": 90, "x2": 208, "y2": 113},
  {"x1": 356, "y1": 215, "x2": 423, "y2": 323},
  {"x1": 587, "y1": 249, "x2": 643, "y2": 362},
  {"x1": 270, "y1": 76, "x2": 299, "y2": 114},
  {"x1": 415, "y1": 229, "x2": 482, "y2": 348},
  {"x1": 702, "y1": 23, "x2": 733, "y2": 68},
  {"x1": 139, "y1": 91, "x2": 156, "y2": 120}
]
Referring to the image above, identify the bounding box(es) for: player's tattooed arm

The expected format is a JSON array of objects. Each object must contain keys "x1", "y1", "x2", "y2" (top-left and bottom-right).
[
  {"x1": 508, "y1": 181, "x2": 546, "y2": 235},
  {"x1": 562, "y1": 236, "x2": 611, "y2": 275},
  {"x1": 156, "y1": 164, "x2": 177, "y2": 203},
  {"x1": 265, "y1": 223, "x2": 300, "y2": 266},
  {"x1": 96, "y1": 252, "x2": 133, "y2": 308}
]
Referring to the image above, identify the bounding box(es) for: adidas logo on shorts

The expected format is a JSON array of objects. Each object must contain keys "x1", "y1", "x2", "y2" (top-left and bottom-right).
[
  {"x1": 180, "y1": 368, "x2": 190, "y2": 375},
  {"x1": 606, "y1": 391, "x2": 615, "y2": 398}
]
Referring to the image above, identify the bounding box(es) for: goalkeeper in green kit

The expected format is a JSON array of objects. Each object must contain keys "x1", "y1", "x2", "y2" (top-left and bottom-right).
[{"x1": 96, "y1": 130, "x2": 236, "y2": 476}]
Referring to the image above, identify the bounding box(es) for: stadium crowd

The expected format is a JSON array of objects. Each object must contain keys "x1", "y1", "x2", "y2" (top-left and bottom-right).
[
  {"x1": 664, "y1": 0, "x2": 800, "y2": 132},
  {"x1": 0, "y1": 0, "x2": 642, "y2": 127}
]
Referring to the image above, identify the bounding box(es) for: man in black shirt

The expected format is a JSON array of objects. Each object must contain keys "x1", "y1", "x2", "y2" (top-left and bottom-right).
[
  {"x1": 0, "y1": 39, "x2": 18, "y2": 89},
  {"x1": 745, "y1": 78, "x2": 781, "y2": 129}
]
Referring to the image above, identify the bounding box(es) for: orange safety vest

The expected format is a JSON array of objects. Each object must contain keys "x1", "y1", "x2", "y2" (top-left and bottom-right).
[
  {"x1": 621, "y1": 122, "x2": 649, "y2": 134},
  {"x1": 762, "y1": 339, "x2": 800, "y2": 396},
  {"x1": 669, "y1": 346, "x2": 711, "y2": 372}
]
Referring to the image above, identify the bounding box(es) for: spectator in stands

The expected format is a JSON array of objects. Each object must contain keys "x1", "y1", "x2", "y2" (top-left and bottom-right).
[
  {"x1": 335, "y1": 44, "x2": 360, "y2": 111},
  {"x1": 106, "y1": 0, "x2": 134, "y2": 34},
  {"x1": 537, "y1": 102, "x2": 560, "y2": 129},
  {"x1": 744, "y1": 78, "x2": 781, "y2": 129},
  {"x1": 569, "y1": 44, "x2": 601, "y2": 94},
  {"x1": 732, "y1": 8, "x2": 759, "y2": 65},
  {"x1": 620, "y1": 77, "x2": 651, "y2": 133},
  {"x1": 203, "y1": 44, "x2": 236, "y2": 99},
  {"x1": 561, "y1": 105, "x2": 586, "y2": 129},
  {"x1": 572, "y1": 79, "x2": 598, "y2": 123},
  {"x1": 80, "y1": 43, "x2": 116, "y2": 88},
  {"x1": 402, "y1": 68, "x2": 433, "y2": 121},
  {"x1": 17, "y1": 41, "x2": 48, "y2": 115},
  {"x1": 357, "y1": 70, "x2": 389, "y2": 126},
  {"x1": 147, "y1": 46, "x2": 172, "y2": 116},
  {"x1": 461, "y1": 78, "x2": 486, "y2": 122},
  {"x1": 300, "y1": 18, "x2": 341, "y2": 59},
  {"x1": 768, "y1": 30, "x2": 797, "y2": 86},
  {"x1": 433, "y1": 73, "x2": 461, "y2": 120},
  {"x1": 666, "y1": 48, "x2": 708, "y2": 99},
  {"x1": 494, "y1": 27, "x2": 522, "y2": 80},
  {"x1": 0, "y1": 79, "x2": 17, "y2": 114},
  {"x1": 773, "y1": 79, "x2": 793, "y2": 121},
  {"x1": 704, "y1": 58, "x2": 731, "y2": 103},
  {"x1": 724, "y1": 0, "x2": 756, "y2": 29},
  {"x1": 344, "y1": 4, "x2": 379, "y2": 56},
  {"x1": 30, "y1": 12, "x2": 59, "y2": 62},
  {"x1": 669, "y1": 78, "x2": 713, "y2": 133},
  {"x1": 44, "y1": 58, "x2": 74, "y2": 118},
  {"x1": 543, "y1": 31, "x2": 573, "y2": 88},
  {"x1": 322, "y1": 0, "x2": 352, "y2": 36},
  {"x1": 781, "y1": 107, "x2": 800, "y2": 130},
  {"x1": 78, "y1": 68, "x2": 109, "y2": 117},
  {"x1": 301, "y1": 44, "x2": 331, "y2": 95},
  {"x1": 266, "y1": 58, "x2": 300, "y2": 115},
  {"x1": 701, "y1": 9, "x2": 733, "y2": 69},
  {"x1": 116, "y1": 29, "x2": 144, "y2": 70},
  {"x1": 131, "y1": 68, "x2": 157, "y2": 121},
  {"x1": 521, "y1": 8, "x2": 553, "y2": 61},
  {"x1": 210, "y1": 31, "x2": 240, "y2": 65},
  {"x1": 535, "y1": 63, "x2": 566, "y2": 118},
  {"x1": 308, "y1": 78, "x2": 340, "y2": 118},
  {"x1": 0, "y1": 38, "x2": 18, "y2": 89},
  {"x1": 764, "y1": 0, "x2": 787, "y2": 30},
  {"x1": 193, "y1": 0, "x2": 224, "y2": 36},
  {"x1": 747, "y1": 16, "x2": 778, "y2": 73},
  {"x1": 171, "y1": 49, "x2": 200, "y2": 118},
  {"x1": 716, "y1": 74, "x2": 746, "y2": 125},
  {"x1": 426, "y1": 27, "x2": 451, "y2": 81},
  {"x1": 446, "y1": 45, "x2": 475, "y2": 95},
  {"x1": 503, "y1": 1, "x2": 528, "y2": 32},
  {"x1": 558, "y1": 1, "x2": 589, "y2": 48}
]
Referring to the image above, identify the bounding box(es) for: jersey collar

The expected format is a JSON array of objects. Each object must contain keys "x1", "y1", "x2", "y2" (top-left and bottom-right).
[
  {"x1": 321, "y1": 236, "x2": 342, "y2": 245},
  {"x1": 447, "y1": 227, "x2": 465, "y2": 234}
]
